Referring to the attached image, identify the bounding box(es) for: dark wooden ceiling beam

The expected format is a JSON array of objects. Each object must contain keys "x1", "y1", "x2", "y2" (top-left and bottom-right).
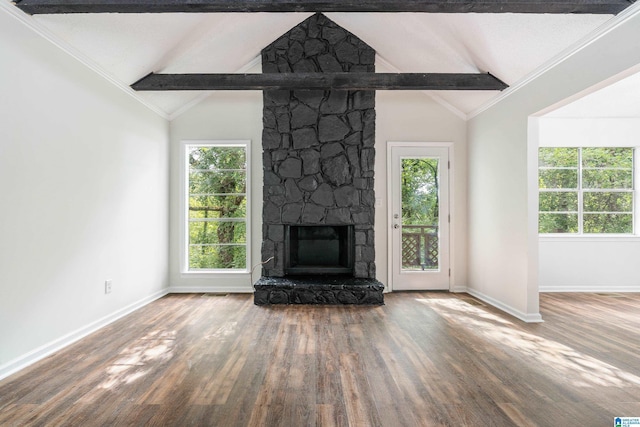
[
  {"x1": 14, "y1": 0, "x2": 636, "y2": 15},
  {"x1": 130, "y1": 72, "x2": 509, "y2": 91}
]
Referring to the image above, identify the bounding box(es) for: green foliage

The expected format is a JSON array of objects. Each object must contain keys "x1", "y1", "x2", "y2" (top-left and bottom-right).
[
  {"x1": 539, "y1": 169, "x2": 578, "y2": 189},
  {"x1": 188, "y1": 145, "x2": 247, "y2": 269},
  {"x1": 188, "y1": 245, "x2": 247, "y2": 270},
  {"x1": 401, "y1": 158, "x2": 439, "y2": 226},
  {"x1": 539, "y1": 192, "x2": 578, "y2": 212},
  {"x1": 539, "y1": 213, "x2": 578, "y2": 234},
  {"x1": 400, "y1": 158, "x2": 440, "y2": 270},
  {"x1": 538, "y1": 147, "x2": 578, "y2": 167},
  {"x1": 583, "y1": 192, "x2": 632, "y2": 212},
  {"x1": 582, "y1": 147, "x2": 632, "y2": 168},
  {"x1": 584, "y1": 214, "x2": 632, "y2": 234},
  {"x1": 538, "y1": 147, "x2": 634, "y2": 234}
]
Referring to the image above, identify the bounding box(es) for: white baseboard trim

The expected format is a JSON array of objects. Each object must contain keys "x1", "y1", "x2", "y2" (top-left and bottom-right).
[
  {"x1": 449, "y1": 285, "x2": 468, "y2": 293},
  {"x1": 0, "y1": 289, "x2": 169, "y2": 381},
  {"x1": 540, "y1": 285, "x2": 640, "y2": 293},
  {"x1": 466, "y1": 289, "x2": 544, "y2": 323},
  {"x1": 168, "y1": 286, "x2": 254, "y2": 294}
]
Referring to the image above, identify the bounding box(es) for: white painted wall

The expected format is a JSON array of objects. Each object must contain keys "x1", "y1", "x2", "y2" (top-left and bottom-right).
[
  {"x1": 467, "y1": 6, "x2": 640, "y2": 321},
  {"x1": 539, "y1": 238, "x2": 640, "y2": 291},
  {"x1": 168, "y1": 64, "x2": 467, "y2": 293},
  {"x1": 0, "y1": 10, "x2": 169, "y2": 377},
  {"x1": 539, "y1": 118, "x2": 640, "y2": 147},
  {"x1": 538, "y1": 117, "x2": 640, "y2": 292},
  {"x1": 168, "y1": 90, "x2": 264, "y2": 292},
  {"x1": 375, "y1": 90, "x2": 468, "y2": 291}
]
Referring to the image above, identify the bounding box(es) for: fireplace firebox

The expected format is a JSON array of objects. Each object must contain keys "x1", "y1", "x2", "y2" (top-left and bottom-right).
[{"x1": 285, "y1": 225, "x2": 354, "y2": 276}]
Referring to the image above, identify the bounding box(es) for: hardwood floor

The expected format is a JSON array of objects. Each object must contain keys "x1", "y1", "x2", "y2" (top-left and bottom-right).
[{"x1": 1, "y1": 292, "x2": 639, "y2": 426}]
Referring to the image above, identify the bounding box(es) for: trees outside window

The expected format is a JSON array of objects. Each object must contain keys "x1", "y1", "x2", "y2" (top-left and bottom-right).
[
  {"x1": 401, "y1": 158, "x2": 439, "y2": 227},
  {"x1": 186, "y1": 142, "x2": 248, "y2": 271},
  {"x1": 539, "y1": 147, "x2": 634, "y2": 234}
]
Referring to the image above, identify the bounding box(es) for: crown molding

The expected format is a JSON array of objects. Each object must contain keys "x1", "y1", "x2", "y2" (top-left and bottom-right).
[
  {"x1": 1, "y1": 1, "x2": 170, "y2": 120},
  {"x1": 468, "y1": 1, "x2": 640, "y2": 120}
]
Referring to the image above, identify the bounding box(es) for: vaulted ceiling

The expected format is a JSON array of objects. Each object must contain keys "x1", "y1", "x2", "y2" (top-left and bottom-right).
[{"x1": 6, "y1": 0, "x2": 638, "y2": 119}]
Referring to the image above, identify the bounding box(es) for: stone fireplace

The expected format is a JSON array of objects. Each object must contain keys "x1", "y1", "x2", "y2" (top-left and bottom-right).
[{"x1": 254, "y1": 13, "x2": 384, "y2": 305}]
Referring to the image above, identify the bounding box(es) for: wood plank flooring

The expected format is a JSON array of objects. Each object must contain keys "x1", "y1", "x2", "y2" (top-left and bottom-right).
[{"x1": 1, "y1": 292, "x2": 639, "y2": 426}]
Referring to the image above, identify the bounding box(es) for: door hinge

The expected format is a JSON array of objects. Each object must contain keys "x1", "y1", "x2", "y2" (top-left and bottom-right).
[
  {"x1": 448, "y1": 269, "x2": 451, "y2": 277},
  {"x1": 448, "y1": 160, "x2": 450, "y2": 169},
  {"x1": 448, "y1": 214, "x2": 450, "y2": 223}
]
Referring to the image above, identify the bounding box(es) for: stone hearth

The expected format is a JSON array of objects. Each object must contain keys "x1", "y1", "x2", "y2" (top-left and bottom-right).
[{"x1": 254, "y1": 276, "x2": 384, "y2": 305}]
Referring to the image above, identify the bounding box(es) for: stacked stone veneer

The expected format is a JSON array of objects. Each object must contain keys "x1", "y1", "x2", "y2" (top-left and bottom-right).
[{"x1": 261, "y1": 13, "x2": 376, "y2": 279}]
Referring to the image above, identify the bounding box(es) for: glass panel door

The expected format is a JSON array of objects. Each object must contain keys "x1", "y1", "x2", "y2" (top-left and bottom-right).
[
  {"x1": 401, "y1": 157, "x2": 440, "y2": 271},
  {"x1": 390, "y1": 144, "x2": 450, "y2": 291}
]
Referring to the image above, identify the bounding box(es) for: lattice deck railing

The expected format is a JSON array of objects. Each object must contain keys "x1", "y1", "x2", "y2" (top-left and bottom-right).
[{"x1": 401, "y1": 225, "x2": 439, "y2": 269}]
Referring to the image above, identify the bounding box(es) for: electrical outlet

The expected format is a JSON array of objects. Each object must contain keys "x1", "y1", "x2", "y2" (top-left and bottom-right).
[{"x1": 105, "y1": 280, "x2": 112, "y2": 294}]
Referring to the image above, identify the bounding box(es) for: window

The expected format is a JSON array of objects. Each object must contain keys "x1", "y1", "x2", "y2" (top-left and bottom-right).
[
  {"x1": 539, "y1": 147, "x2": 634, "y2": 234},
  {"x1": 185, "y1": 142, "x2": 249, "y2": 271}
]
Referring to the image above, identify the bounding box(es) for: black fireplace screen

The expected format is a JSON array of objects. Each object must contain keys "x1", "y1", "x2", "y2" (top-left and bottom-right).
[{"x1": 285, "y1": 225, "x2": 354, "y2": 275}]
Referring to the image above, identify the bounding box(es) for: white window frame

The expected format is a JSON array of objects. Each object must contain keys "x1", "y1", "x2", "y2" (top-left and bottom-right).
[
  {"x1": 539, "y1": 146, "x2": 635, "y2": 236},
  {"x1": 181, "y1": 140, "x2": 251, "y2": 274}
]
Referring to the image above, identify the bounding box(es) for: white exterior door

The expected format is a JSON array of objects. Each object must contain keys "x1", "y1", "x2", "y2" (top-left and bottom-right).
[{"x1": 389, "y1": 144, "x2": 450, "y2": 290}]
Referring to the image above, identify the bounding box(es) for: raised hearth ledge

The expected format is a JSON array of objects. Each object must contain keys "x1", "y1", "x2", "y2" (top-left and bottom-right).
[{"x1": 254, "y1": 276, "x2": 384, "y2": 305}]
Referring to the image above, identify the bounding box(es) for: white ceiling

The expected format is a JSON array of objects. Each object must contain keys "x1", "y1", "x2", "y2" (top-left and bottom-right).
[{"x1": 9, "y1": 3, "x2": 624, "y2": 119}]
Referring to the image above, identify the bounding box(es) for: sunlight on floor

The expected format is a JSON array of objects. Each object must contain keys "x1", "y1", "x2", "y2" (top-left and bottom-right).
[
  {"x1": 207, "y1": 321, "x2": 238, "y2": 340},
  {"x1": 417, "y1": 297, "x2": 640, "y2": 388},
  {"x1": 77, "y1": 329, "x2": 177, "y2": 403}
]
